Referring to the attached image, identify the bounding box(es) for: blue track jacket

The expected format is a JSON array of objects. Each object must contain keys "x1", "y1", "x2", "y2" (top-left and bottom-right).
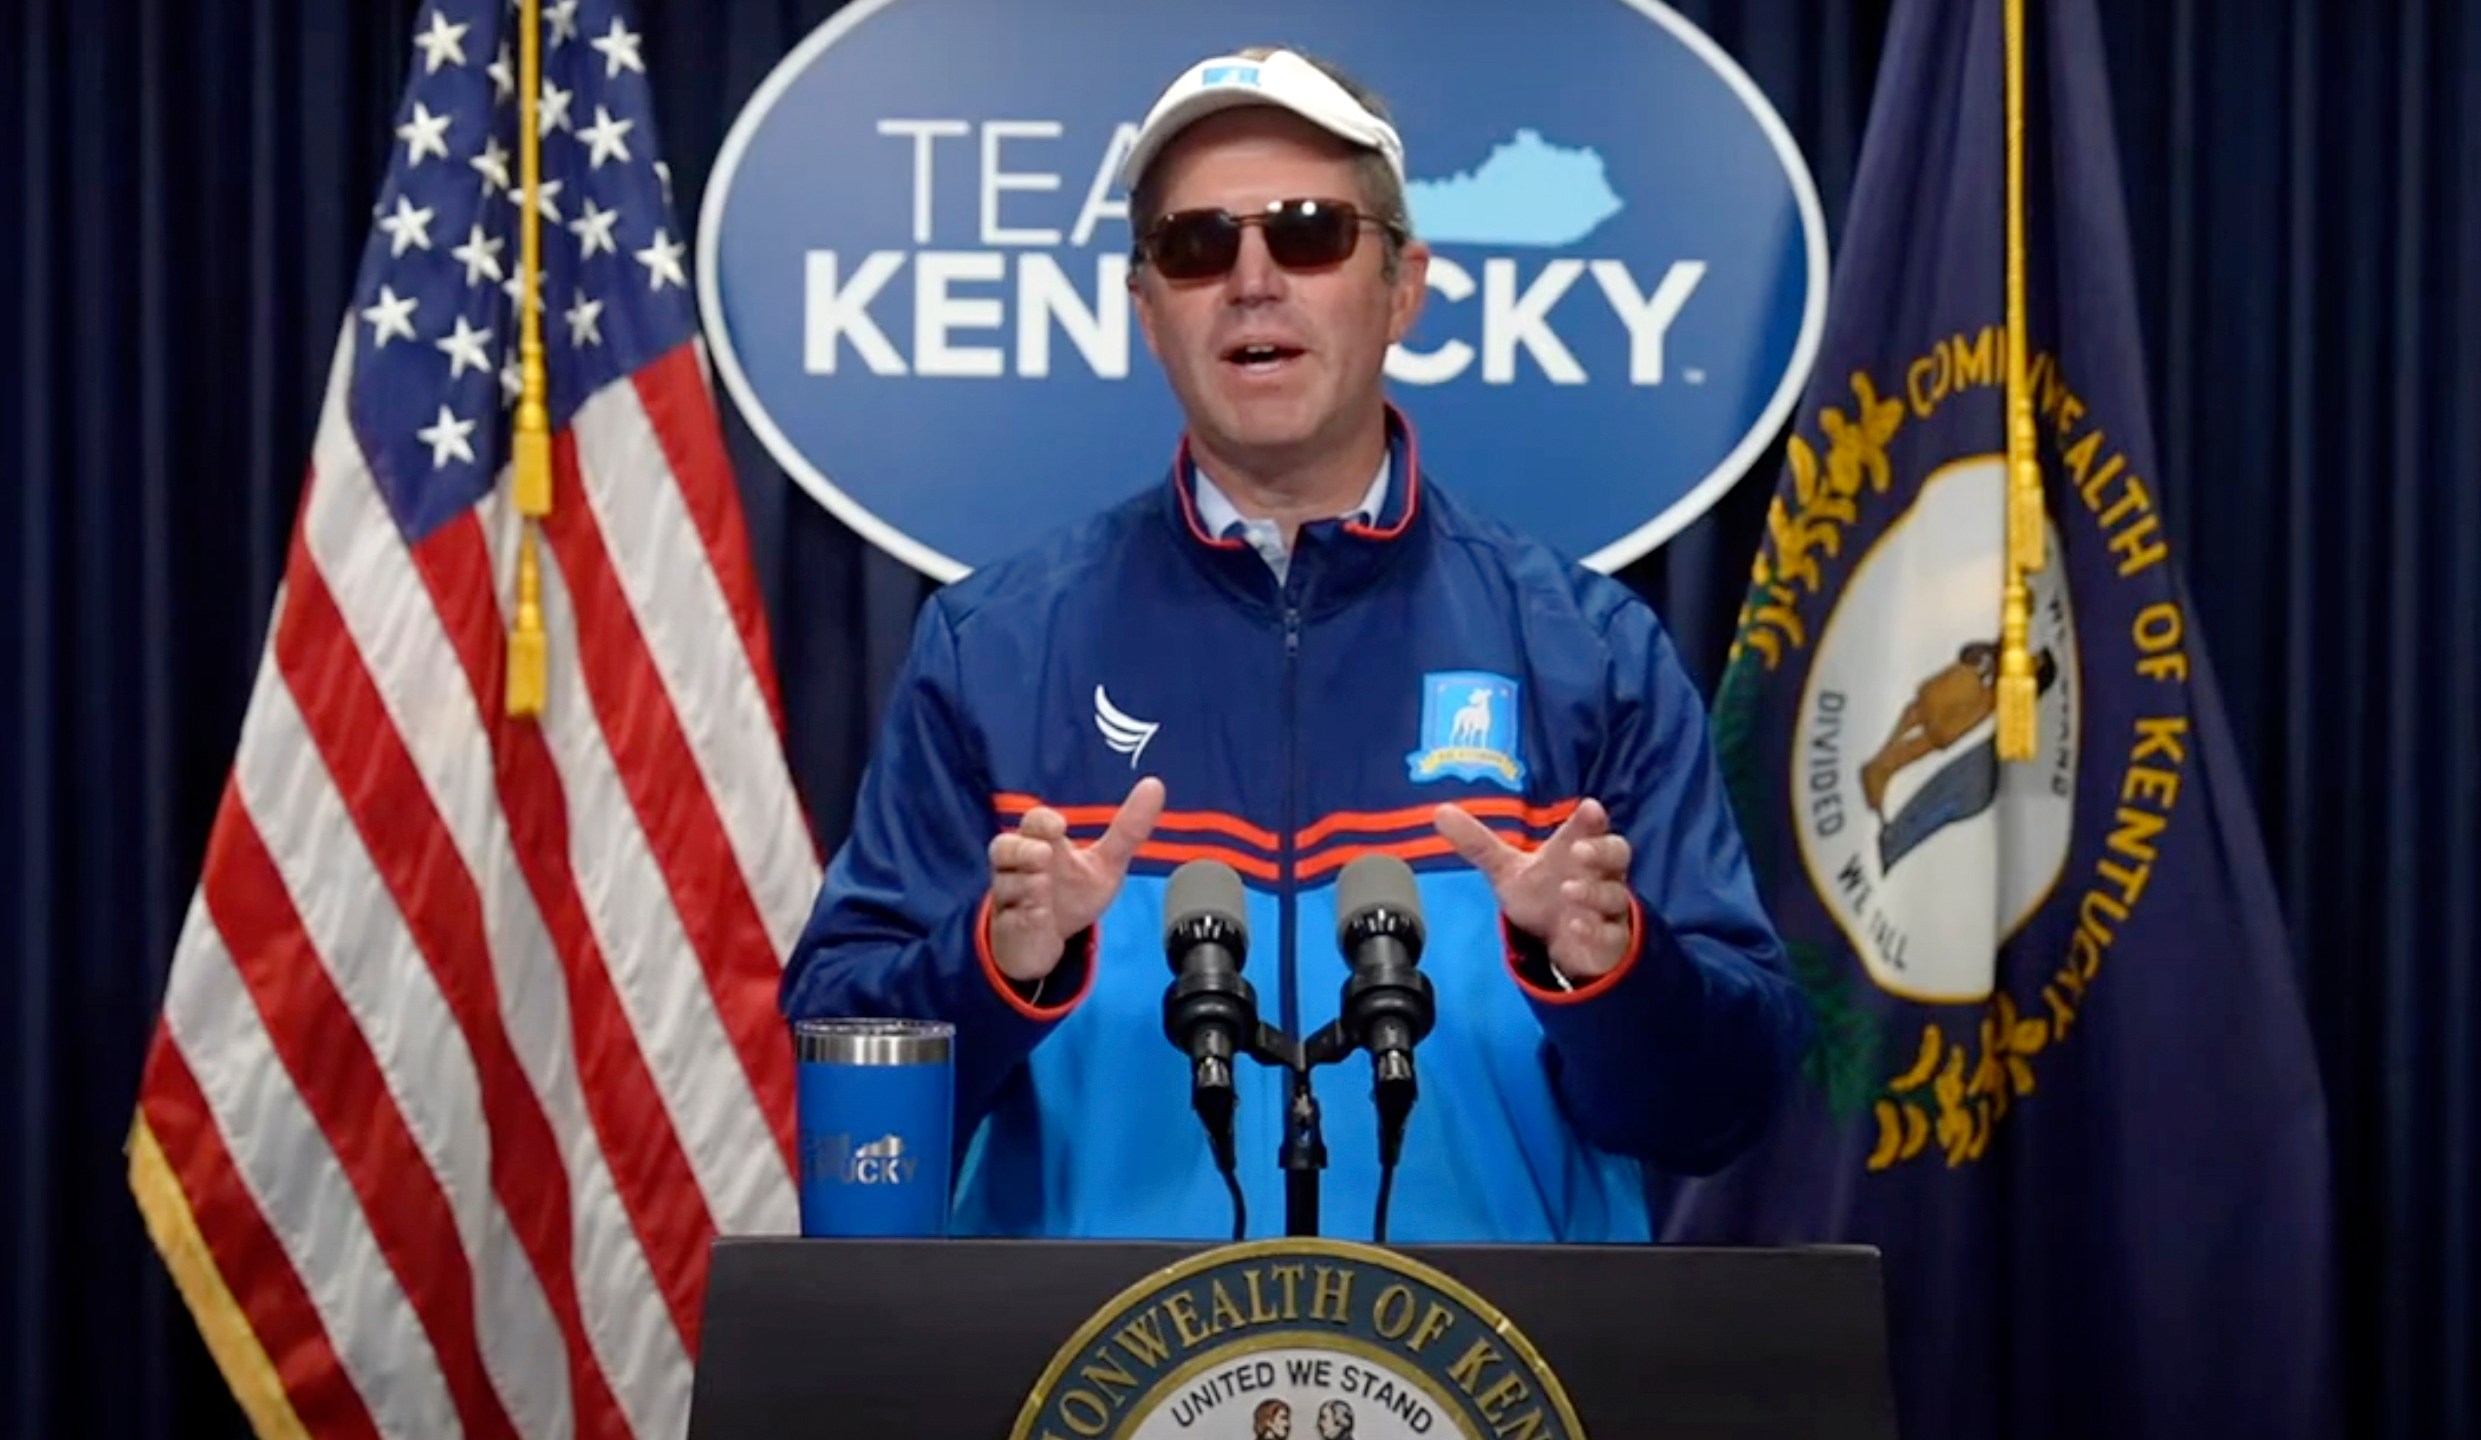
[{"x1": 782, "y1": 415, "x2": 1809, "y2": 1244}]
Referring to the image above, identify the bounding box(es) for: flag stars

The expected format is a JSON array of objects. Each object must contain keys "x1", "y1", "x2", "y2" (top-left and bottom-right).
[
  {"x1": 565, "y1": 291, "x2": 605, "y2": 348},
  {"x1": 471, "y1": 136, "x2": 511, "y2": 195},
  {"x1": 451, "y1": 223, "x2": 504, "y2": 286},
  {"x1": 538, "y1": 79, "x2": 574, "y2": 136},
  {"x1": 377, "y1": 195, "x2": 435, "y2": 256},
  {"x1": 416, "y1": 405, "x2": 478, "y2": 469},
  {"x1": 509, "y1": 175, "x2": 562, "y2": 223},
  {"x1": 589, "y1": 17, "x2": 645, "y2": 78},
  {"x1": 353, "y1": 4, "x2": 702, "y2": 489},
  {"x1": 487, "y1": 41, "x2": 516, "y2": 104},
  {"x1": 578, "y1": 106, "x2": 634, "y2": 169},
  {"x1": 569, "y1": 198, "x2": 621, "y2": 258},
  {"x1": 362, "y1": 285, "x2": 419, "y2": 347},
  {"x1": 412, "y1": 9, "x2": 470, "y2": 73},
  {"x1": 635, "y1": 228, "x2": 686, "y2": 292},
  {"x1": 435, "y1": 316, "x2": 495, "y2": 379},
  {"x1": 397, "y1": 101, "x2": 452, "y2": 166}
]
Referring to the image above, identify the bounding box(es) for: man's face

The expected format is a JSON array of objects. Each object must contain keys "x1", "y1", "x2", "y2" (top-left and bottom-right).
[{"x1": 1132, "y1": 109, "x2": 1429, "y2": 475}]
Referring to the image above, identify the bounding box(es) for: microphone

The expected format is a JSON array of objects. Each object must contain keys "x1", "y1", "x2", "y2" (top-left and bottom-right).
[
  {"x1": 1333, "y1": 855, "x2": 1435, "y2": 1243},
  {"x1": 1162, "y1": 860, "x2": 1256, "y2": 1238}
]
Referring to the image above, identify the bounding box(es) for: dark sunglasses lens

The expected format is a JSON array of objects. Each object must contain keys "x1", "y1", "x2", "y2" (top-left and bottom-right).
[
  {"x1": 1150, "y1": 213, "x2": 1240, "y2": 279},
  {"x1": 1263, "y1": 203, "x2": 1361, "y2": 268}
]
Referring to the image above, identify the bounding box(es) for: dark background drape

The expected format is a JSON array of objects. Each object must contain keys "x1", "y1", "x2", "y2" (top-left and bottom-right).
[{"x1": 6, "y1": 1, "x2": 2473, "y2": 1437}]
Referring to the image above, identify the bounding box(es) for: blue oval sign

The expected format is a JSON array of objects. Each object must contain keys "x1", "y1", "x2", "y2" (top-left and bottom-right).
[{"x1": 698, "y1": 0, "x2": 1827, "y2": 580}]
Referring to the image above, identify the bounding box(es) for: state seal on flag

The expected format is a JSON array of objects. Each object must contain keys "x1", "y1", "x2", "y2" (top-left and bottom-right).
[{"x1": 1789, "y1": 455, "x2": 2082, "y2": 1004}]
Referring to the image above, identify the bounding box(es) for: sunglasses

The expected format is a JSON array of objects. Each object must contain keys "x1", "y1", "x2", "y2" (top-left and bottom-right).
[{"x1": 1137, "y1": 198, "x2": 1402, "y2": 281}]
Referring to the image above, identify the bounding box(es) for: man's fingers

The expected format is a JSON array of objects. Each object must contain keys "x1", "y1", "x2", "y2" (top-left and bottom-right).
[
  {"x1": 989, "y1": 832, "x2": 1047, "y2": 873},
  {"x1": 1088, "y1": 776, "x2": 1167, "y2": 871},
  {"x1": 992, "y1": 829, "x2": 1069, "y2": 874},
  {"x1": 1014, "y1": 805, "x2": 1085, "y2": 874},
  {"x1": 1564, "y1": 834, "x2": 1631, "y2": 881},
  {"x1": 990, "y1": 863, "x2": 1049, "y2": 907},
  {"x1": 1544, "y1": 798, "x2": 1612, "y2": 856},
  {"x1": 1561, "y1": 877, "x2": 1632, "y2": 919},
  {"x1": 1018, "y1": 805, "x2": 1069, "y2": 844},
  {"x1": 1433, "y1": 804, "x2": 1517, "y2": 876}
]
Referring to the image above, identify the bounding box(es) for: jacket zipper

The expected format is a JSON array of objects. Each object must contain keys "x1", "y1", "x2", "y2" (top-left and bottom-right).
[{"x1": 1278, "y1": 579, "x2": 1303, "y2": 1045}]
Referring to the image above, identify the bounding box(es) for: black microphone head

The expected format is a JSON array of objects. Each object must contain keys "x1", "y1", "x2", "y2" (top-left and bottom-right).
[
  {"x1": 1335, "y1": 853, "x2": 1425, "y2": 958},
  {"x1": 1164, "y1": 859, "x2": 1249, "y2": 967}
]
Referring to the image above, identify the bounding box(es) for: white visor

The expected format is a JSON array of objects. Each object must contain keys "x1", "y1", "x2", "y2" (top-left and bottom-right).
[{"x1": 1120, "y1": 49, "x2": 1407, "y2": 194}]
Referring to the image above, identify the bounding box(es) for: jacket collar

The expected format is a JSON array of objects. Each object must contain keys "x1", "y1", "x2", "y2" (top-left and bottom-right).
[{"x1": 1162, "y1": 403, "x2": 1428, "y2": 612}]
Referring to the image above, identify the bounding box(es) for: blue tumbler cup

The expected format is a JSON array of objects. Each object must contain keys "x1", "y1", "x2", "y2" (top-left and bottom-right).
[{"x1": 793, "y1": 1018, "x2": 955, "y2": 1238}]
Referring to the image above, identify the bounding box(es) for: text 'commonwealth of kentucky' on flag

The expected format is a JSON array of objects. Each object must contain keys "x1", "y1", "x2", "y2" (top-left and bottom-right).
[
  {"x1": 1658, "y1": 1, "x2": 2335, "y2": 1438},
  {"x1": 124, "y1": 1, "x2": 821, "y2": 1437}
]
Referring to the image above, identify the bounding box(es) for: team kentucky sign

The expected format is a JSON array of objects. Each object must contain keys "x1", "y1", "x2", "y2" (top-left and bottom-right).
[
  {"x1": 697, "y1": 0, "x2": 1827, "y2": 579},
  {"x1": 1010, "y1": 1239, "x2": 1581, "y2": 1439}
]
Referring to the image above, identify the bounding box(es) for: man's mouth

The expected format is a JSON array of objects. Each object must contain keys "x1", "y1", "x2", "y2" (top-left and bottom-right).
[{"x1": 1223, "y1": 341, "x2": 1305, "y2": 374}]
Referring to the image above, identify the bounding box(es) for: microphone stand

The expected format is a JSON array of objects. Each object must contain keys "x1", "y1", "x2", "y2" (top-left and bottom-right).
[
  {"x1": 1251, "y1": 1020, "x2": 1373, "y2": 1238},
  {"x1": 1242, "y1": 1022, "x2": 1362, "y2": 1238},
  {"x1": 1281, "y1": 1064, "x2": 1323, "y2": 1239}
]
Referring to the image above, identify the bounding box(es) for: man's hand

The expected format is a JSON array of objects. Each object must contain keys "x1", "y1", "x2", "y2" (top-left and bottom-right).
[
  {"x1": 1434, "y1": 798, "x2": 1635, "y2": 981},
  {"x1": 987, "y1": 777, "x2": 1166, "y2": 982}
]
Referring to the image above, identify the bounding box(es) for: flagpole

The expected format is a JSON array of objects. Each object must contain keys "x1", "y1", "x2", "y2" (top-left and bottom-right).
[
  {"x1": 1997, "y1": 0, "x2": 2043, "y2": 760},
  {"x1": 507, "y1": 0, "x2": 552, "y2": 717}
]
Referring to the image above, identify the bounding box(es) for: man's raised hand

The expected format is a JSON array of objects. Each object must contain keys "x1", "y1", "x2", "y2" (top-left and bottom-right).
[
  {"x1": 1433, "y1": 798, "x2": 1635, "y2": 982},
  {"x1": 987, "y1": 777, "x2": 1166, "y2": 982}
]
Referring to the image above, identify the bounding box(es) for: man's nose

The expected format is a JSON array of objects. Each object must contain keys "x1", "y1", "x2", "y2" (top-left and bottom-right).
[{"x1": 1223, "y1": 226, "x2": 1287, "y2": 304}]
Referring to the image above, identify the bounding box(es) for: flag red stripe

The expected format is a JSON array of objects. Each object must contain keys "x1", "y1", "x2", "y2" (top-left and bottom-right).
[
  {"x1": 139, "y1": 1034, "x2": 383, "y2": 1440},
  {"x1": 275, "y1": 537, "x2": 631, "y2": 1437},
  {"x1": 410, "y1": 514, "x2": 719, "y2": 1355},
  {"x1": 196, "y1": 780, "x2": 519, "y2": 1440},
  {"x1": 542, "y1": 434, "x2": 801, "y2": 1178},
  {"x1": 632, "y1": 343, "x2": 790, "y2": 740}
]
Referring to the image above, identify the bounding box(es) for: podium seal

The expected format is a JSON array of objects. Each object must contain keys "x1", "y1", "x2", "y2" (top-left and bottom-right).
[{"x1": 1011, "y1": 1238, "x2": 1585, "y2": 1439}]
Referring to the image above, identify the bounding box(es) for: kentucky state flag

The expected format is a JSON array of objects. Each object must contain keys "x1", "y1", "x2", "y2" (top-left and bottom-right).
[{"x1": 1658, "y1": 1, "x2": 2335, "y2": 1437}]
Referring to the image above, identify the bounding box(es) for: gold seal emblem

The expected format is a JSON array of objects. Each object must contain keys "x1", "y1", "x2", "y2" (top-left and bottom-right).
[{"x1": 1011, "y1": 1238, "x2": 1585, "y2": 1439}]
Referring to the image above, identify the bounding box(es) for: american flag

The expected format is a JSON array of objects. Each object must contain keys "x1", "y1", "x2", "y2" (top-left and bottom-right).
[{"x1": 126, "y1": 1, "x2": 817, "y2": 1435}]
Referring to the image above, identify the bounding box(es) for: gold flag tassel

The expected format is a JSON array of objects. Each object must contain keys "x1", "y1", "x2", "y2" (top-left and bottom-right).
[
  {"x1": 1996, "y1": 0, "x2": 2042, "y2": 760},
  {"x1": 506, "y1": 0, "x2": 553, "y2": 717}
]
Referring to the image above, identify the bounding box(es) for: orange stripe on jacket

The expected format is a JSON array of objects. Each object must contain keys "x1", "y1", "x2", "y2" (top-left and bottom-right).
[
  {"x1": 1295, "y1": 797, "x2": 1579, "y2": 850},
  {"x1": 1296, "y1": 825, "x2": 1553, "y2": 881},
  {"x1": 991, "y1": 794, "x2": 1281, "y2": 852}
]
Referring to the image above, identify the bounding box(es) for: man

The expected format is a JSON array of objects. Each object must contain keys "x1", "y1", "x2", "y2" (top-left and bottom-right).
[
  {"x1": 781, "y1": 47, "x2": 1808, "y2": 1243},
  {"x1": 1860, "y1": 641, "x2": 2004, "y2": 816}
]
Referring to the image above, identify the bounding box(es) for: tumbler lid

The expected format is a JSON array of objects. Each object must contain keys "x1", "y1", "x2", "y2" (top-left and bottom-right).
[{"x1": 793, "y1": 1018, "x2": 954, "y2": 1065}]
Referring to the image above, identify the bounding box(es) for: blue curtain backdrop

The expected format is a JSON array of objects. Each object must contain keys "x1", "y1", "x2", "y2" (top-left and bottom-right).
[{"x1": 5, "y1": 1, "x2": 2473, "y2": 1437}]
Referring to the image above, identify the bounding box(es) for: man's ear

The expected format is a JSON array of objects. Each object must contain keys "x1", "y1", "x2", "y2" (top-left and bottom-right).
[{"x1": 1387, "y1": 238, "x2": 1432, "y2": 343}]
